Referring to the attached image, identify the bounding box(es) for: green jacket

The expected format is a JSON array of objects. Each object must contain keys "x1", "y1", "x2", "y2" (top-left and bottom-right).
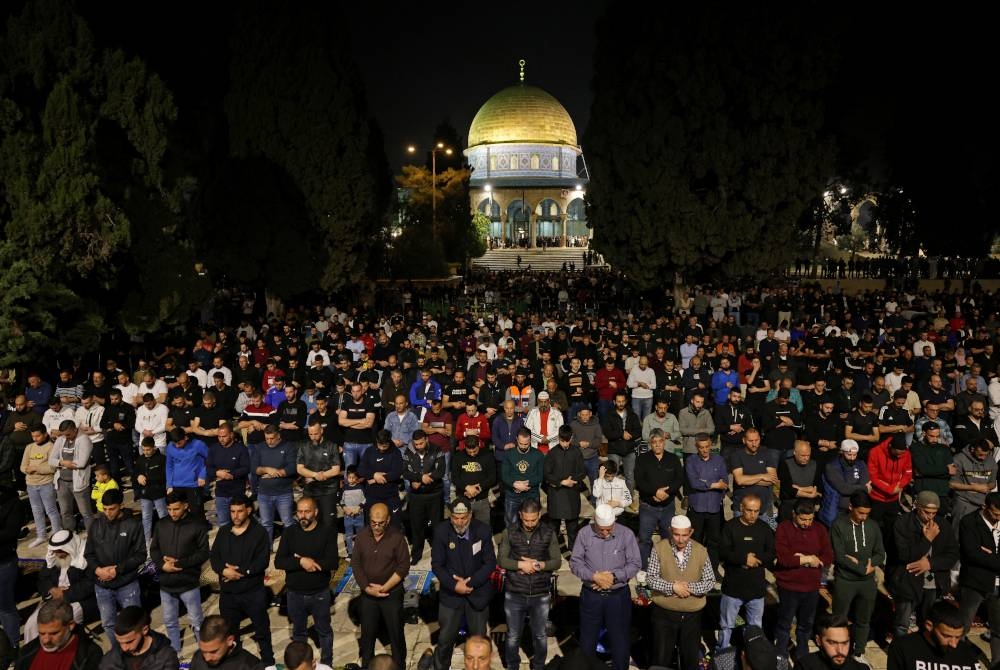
[{"x1": 831, "y1": 515, "x2": 885, "y2": 582}]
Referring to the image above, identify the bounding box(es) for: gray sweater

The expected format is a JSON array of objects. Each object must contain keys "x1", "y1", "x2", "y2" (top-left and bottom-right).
[
  {"x1": 950, "y1": 447, "x2": 998, "y2": 507},
  {"x1": 570, "y1": 417, "x2": 604, "y2": 460}
]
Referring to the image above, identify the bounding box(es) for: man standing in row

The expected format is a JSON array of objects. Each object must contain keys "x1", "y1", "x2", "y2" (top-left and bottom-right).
[
  {"x1": 496, "y1": 499, "x2": 560, "y2": 670},
  {"x1": 717, "y1": 493, "x2": 774, "y2": 652},
  {"x1": 84, "y1": 489, "x2": 145, "y2": 652},
  {"x1": 210, "y1": 496, "x2": 273, "y2": 669},
  {"x1": 150, "y1": 490, "x2": 210, "y2": 655},
  {"x1": 773, "y1": 500, "x2": 832, "y2": 662},
  {"x1": 635, "y1": 429, "x2": 684, "y2": 568},
  {"x1": 887, "y1": 491, "x2": 956, "y2": 642},
  {"x1": 275, "y1": 496, "x2": 339, "y2": 668},
  {"x1": 570, "y1": 504, "x2": 641, "y2": 670},
  {"x1": 352, "y1": 502, "x2": 410, "y2": 670},
  {"x1": 830, "y1": 492, "x2": 885, "y2": 660},
  {"x1": 644, "y1": 515, "x2": 715, "y2": 670},
  {"x1": 426, "y1": 501, "x2": 495, "y2": 670}
]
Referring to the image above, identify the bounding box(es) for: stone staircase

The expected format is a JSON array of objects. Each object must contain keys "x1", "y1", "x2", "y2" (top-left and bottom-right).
[{"x1": 471, "y1": 247, "x2": 593, "y2": 271}]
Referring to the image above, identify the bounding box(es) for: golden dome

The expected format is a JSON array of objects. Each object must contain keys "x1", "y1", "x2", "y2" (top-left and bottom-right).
[{"x1": 468, "y1": 84, "x2": 578, "y2": 148}]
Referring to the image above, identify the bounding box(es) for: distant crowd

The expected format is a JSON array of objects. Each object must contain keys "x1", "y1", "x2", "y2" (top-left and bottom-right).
[{"x1": 1, "y1": 275, "x2": 1000, "y2": 670}]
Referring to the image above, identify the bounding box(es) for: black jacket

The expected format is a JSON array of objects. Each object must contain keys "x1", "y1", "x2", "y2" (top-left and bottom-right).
[
  {"x1": 100, "y1": 402, "x2": 136, "y2": 446},
  {"x1": 544, "y1": 444, "x2": 586, "y2": 519},
  {"x1": 150, "y1": 511, "x2": 210, "y2": 594},
  {"x1": 958, "y1": 508, "x2": 1000, "y2": 595},
  {"x1": 14, "y1": 632, "x2": 102, "y2": 670},
  {"x1": 98, "y1": 630, "x2": 177, "y2": 670},
  {"x1": 135, "y1": 451, "x2": 167, "y2": 501},
  {"x1": 634, "y1": 450, "x2": 684, "y2": 507},
  {"x1": 274, "y1": 522, "x2": 339, "y2": 593},
  {"x1": 719, "y1": 517, "x2": 775, "y2": 600},
  {"x1": 210, "y1": 519, "x2": 270, "y2": 594},
  {"x1": 888, "y1": 511, "x2": 957, "y2": 601},
  {"x1": 84, "y1": 509, "x2": 146, "y2": 590},
  {"x1": 37, "y1": 564, "x2": 98, "y2": 622},
  {"x1": 431, "y1": 518, "x2": 496, "y2": 611},
  {"x1": 402, "y1": 445, "x2": 446, "y2": 495},
  {"x1": 0, "y1": 488, "x2": 26, "y2": 562},
  {"x1": 601, "y1": 408, "x2": 642, "y2": 457}
]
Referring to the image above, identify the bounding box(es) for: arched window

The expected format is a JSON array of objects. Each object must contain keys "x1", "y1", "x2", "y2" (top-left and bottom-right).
[
  {"x1": 530, "y1": 154, "x2": 540, "y2": 170},
  {"x1": 477, "y1": 198, "x2": 501, "y2": 220},
  {"x1": 507, "y1": 199, "x2": 530, "y2": 225},
  {"x1": 567, "y1": 198, "x2": 586, "y2": 222},
  {"x1": 535, "y1": 199, "x2": 561, "y2": 219}
]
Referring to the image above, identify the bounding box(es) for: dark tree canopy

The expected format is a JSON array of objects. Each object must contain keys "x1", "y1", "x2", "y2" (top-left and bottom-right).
[
  {"x1": 0, "y1": 0, "x2": 182, "y2": 365},
  {"x1": 226, "y1": 0, "x2": 389, "y2": 293},
  {"x1": 585, "y1": 5, "x2": 838, "y2": 288}
]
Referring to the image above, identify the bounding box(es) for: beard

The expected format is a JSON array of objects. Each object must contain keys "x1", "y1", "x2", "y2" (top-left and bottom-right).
[
  {"x1": 53, "y1": 555, "x2": 73, "y2": 570},
  {"x1": 299, "y1": 518, "x2": 312, "y2": 528},
  {"x1": 40, "y1": 629, "x2": 73, "y2": 653}
]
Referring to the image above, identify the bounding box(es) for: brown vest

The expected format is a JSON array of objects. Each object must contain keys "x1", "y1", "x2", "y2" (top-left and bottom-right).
[{"x1": 651, "y1": 539, "x2": 709, "y2": 612}]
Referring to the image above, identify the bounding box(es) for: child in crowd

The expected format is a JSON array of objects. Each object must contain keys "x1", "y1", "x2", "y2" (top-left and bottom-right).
[
  {"x1": 341, "y1": 465, "x2": 366, "y2": 557},
  {"x1": 592, "y1": 460, "x2": 631, "y2": 516},
  {"x1": 135, "y1": 436, "x2": 168, "y2": 546},
  {"x1": 90, "y1": 464, "x2": 119, "y2": 514}
]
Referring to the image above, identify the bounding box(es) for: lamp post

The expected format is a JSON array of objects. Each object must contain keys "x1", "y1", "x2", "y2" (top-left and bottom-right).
[{"x1": 407, "y1": 142, "x2": 453, "y2": 241}]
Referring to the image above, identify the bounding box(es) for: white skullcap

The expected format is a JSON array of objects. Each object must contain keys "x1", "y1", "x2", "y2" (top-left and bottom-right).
[
  {"x1": 594, "y1": 504, "x2": 616, "y2": 527},
  {"x1": 670, "y1": 515, "x2": 692, "y2": 530},
  {"x1": 840, "y1": 439, "x2": 860, "y2": 453}
]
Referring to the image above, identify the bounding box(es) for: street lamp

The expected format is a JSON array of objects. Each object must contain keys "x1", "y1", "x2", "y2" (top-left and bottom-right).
[{"x1": 407, "y1": 142, "x2": 453, "y2": 240}]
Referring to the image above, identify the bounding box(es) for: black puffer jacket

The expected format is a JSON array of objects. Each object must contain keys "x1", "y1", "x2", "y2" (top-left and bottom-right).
[
  {"x1": 84, "y1": 509, "x2": 146, "y2": 590},
  {"x1": 150, "y1": 511, "x2": 210, "y2": 594}
]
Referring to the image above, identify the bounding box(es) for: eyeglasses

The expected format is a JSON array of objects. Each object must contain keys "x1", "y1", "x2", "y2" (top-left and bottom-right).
[{"x1": 369, "y1": 519, "x2": 388, "y2": 527}]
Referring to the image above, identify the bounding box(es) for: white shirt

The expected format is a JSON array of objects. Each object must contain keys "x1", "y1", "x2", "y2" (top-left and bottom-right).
[
  {"x1": 627, "y1": 366, "x2": 656, "y2": 400},
  {"x1": 138, "y1": 380, "x2": 168, "y2": 403},
  {"x1": 74, "y1": 405, "x2": 105, "y2": 444},
  {"x1": 346, "y1": 339, "x2": 365, "y2": 361},
  {"x1": 135, "y1": 403, "x2": 169, "y2": 448},
  {"x1": 42, "y1": 407, "x2": 75, "y2": 436},
  {"x1": 885, "y1": 371, "x2": 905, "y2": 396},
  {"x1": 189, "y1": 368, "x2": 209, "y2": 389},
  {"x1": 913, "y1": 339, "x2": 936, "y2": 358},
  {"x1": 307, "y1": 349, "x2": 330, "y2": 366},
  {"x1": 116, "y1": 382, "x2": 140, "y2": 406},
  {"x1": 207, "y1": 366, "x2": 232, "y2": 387}
]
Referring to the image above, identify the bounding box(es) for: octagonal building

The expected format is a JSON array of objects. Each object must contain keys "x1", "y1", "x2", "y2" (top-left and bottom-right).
[{"x1": 464, "y1": 71, "x2": 589, "y2": 248}]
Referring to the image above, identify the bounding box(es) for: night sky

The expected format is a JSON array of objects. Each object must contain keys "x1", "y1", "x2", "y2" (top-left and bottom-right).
[{"x1": 341, "y1": 2, "x2": 607, "y2": 169}]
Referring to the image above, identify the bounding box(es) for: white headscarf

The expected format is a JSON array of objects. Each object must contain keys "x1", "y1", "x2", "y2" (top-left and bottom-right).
[{"x1": 46, "y1": 530, "x2": 88, "y2": 570}]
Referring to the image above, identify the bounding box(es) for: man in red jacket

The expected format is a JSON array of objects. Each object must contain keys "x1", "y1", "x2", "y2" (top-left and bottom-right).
[
  {"x1": 773, "y1": 500, "x2": 834, "y2": 661},
  {"x1": 594, "y1": 358, "x2": 626, "y2": 421},
  {"x1": 455, "y1": 400, "x2": 491, "y2": 448},
  {"x1": 866, "y1": 435, "x2": 913, "y2": 539}
]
